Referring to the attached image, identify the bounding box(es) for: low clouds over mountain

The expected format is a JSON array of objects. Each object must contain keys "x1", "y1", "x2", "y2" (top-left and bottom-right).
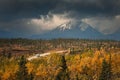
[{"x1": 0, "y1": 0, "x2": 120, "y2": 38}]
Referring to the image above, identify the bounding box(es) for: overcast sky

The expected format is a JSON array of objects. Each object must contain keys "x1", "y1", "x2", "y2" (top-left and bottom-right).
[{"x1": 0, "y1": 0, "x2": 120, "y2": 37}]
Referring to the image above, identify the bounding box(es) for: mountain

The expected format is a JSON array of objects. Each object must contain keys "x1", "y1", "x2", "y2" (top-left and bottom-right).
[
  {"x1": 1, "y1": 20, "x2": 118, "y2": 40},
  {"x1": 0, "y1": 30, "x2": 18, "y2": 38},
  {"x1": 31, "y1": 21, "x2": 107, "y2": 39},
  {"x1": 0, "y1": 30, "x2": 28, "y2": 38},
  {"x1": 104, "y1": 30, "x2": 120, "y2": 40}
]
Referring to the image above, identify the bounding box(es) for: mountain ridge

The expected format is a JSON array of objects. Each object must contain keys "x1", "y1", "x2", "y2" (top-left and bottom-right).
[
  {"x1": 0, "y1": 21, "x2": 119, "y2": 40},
  {"x1": 31, "y1": 21, "x2": 105, "y2": 39}
]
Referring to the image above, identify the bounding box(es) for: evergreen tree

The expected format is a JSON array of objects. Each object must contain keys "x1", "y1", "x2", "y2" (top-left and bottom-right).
[
  {"x1": 29, "y1": 73, "x2": 34, "y2": 80},
  {"x1": 99, "y1": 58, "x2": 112, "y2": 80},
  {"x1": 55, "y1": 55, "x2": 69, "y2": 80},
  {"x1": 61, "y1": 56, "x2": 67, "y2": 70},
  {"x1": 16, "y1": 55, "x2": 29, "y2": 80},
  {"x1": 6, "y1": 52, "x2": 12, "y2": 59},
  {"x1": 108, "y1": 53, "x2": 112, "y2": 79}
]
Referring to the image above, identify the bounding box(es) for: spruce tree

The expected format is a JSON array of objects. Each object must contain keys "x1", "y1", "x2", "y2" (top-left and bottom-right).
[
  {"x1": 108, "y1": 53, "x2": 112, "y2": 79},
  {"x1": 16, "y1": 55, "x2": 29, "y2": 80},
  {"x1": 55, "y1": 55, "x2": 69, "y2": 80},
  {"x1": 29, "y1": 73, "x2": 34, "y2": 80},
  {"x1": 6, "y1": 52, "x2": 12, "y2": 59},
  {"x1": 99, "y1": 58, "x2": 112, "y2": 80}
]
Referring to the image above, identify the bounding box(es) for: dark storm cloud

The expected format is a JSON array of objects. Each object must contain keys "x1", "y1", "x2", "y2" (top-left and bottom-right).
[
  {"x1": 0, "y1": 0, "x2": 120, "y2": 37},
  {"x1": 0, "y1": 0, "x2": 58, "y2": 21},
  {"x1": 58, "y1": 0, "x2": 120, "y2": 18},
  {"x1": 0, "y1": 0, "x2": 120, "y2": 21}
]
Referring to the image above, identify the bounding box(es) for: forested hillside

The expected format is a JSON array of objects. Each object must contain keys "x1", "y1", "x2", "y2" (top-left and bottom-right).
[{"x1": 0, "y1": 38, "x2": 120, "y2": 80}]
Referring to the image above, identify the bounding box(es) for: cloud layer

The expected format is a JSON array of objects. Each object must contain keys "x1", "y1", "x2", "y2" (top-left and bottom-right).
[
  {"x1": 0, "y1": 0, "x2": 120, "y2": 37},
  {"x1": 0, "y1": 12, "x2": 74, "y2": 36},
  {"x1": 30, "y1": 12, "x2": 73, "y2": 32},
  {"x1": 82, "y1": 15, "x2": 120, "y2": 34}
]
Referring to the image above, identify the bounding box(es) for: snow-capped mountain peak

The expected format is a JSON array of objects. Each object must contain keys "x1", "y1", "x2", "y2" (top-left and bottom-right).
[
  {"x1": 79, "y1": 22, "x2": 89, "y2": 31},
  {"x1": 30, "y1": 21, "x2": 120, "y2": 40},
  {"x1": 58, "y1": 21, "x2": 72, "y2": 31},
  {"x1": 58, "y1": 21, "x2": 89, "y2": 31}
]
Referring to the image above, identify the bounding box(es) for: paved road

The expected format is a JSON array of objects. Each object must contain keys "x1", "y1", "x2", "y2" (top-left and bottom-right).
[{"x1": 27, "y1": 50, "x2": 68, "y2": 61}]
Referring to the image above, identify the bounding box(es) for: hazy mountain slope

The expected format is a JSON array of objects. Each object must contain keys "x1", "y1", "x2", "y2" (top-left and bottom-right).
[{"x1": 31, "y1": 21, "x2": 104, "y2": 39}]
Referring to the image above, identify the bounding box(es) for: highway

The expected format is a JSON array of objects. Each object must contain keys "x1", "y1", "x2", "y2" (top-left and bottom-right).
[{"x1": 27, "y1": 50, "x2": 68, "y2": 61}]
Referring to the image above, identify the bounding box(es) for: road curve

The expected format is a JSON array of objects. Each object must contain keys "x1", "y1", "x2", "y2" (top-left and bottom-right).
[{"x1": 27, "y1": 50, "x2": 68, "y2": 61}]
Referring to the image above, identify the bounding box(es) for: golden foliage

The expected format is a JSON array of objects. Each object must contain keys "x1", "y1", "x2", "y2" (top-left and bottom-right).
[{"x1": 0, "y1": 49, "x2": 120, "y2": 80}]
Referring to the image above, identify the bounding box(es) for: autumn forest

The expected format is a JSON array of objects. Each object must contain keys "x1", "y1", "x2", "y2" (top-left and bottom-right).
[{"x1": 0, "y1": 38, "x2": 120, "y2": 80}]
